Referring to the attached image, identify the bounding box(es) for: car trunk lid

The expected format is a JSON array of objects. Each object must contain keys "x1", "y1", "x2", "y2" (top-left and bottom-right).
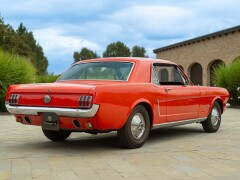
[{"x1": 7, "y1": 82, "x2": 96, "y2": 108}]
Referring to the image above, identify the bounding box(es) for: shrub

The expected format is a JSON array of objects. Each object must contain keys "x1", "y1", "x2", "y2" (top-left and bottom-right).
[
  {"x1": 0, "y1": 50, "x2": 36, "y2": 112},
  {"x1": 36, "y1": 74, "x2": 61, "y2": 83},
  {"x1": 213, "y1": 59, "x2": 240, "y2": 105}
]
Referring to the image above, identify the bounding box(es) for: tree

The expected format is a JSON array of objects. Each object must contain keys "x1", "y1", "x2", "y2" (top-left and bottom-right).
[
  {"x1": 103, "y1": 41, "x2": 130, "y2": 57},
  {"x1": 0, "y1": 17, "x2": 20, "y2": 53},
  {"x1": 16, "y1": 23, "x2": 48, "y2": 75},
  {"x1": 73, "y1": 51, "x2": 81, "y2": 63},
  {"x1": 0, "y1": 20, "x2": 48, "y2": 75},
  {"x1": 73, "y1": 47, "x2": 98, "y2": 63},
  {"x1": 131, "y1": 45, "x2": 148, "y2": 57}
]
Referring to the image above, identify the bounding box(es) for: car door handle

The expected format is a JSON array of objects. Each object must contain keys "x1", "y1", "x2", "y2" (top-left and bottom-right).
[{"x1": 165, "y1": 88, "x2": 172, "y2": 92}]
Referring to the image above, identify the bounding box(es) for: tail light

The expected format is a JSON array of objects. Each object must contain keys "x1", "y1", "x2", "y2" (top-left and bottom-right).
[
  {"x1": 79, "y1": 95, "x2": 93, "y2": 109},
  {"x1": 9, "y1": 94, "x2": 20, "y2": 105}
]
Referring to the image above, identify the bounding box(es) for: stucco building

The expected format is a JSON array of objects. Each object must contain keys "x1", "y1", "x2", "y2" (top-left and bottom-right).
[{"x1": 153, "y1": 26, "x2": 240, "y2": 86}]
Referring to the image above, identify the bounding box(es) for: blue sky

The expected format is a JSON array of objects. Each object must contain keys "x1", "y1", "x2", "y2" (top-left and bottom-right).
[{"x1": 1, "y1": 0, "x2": 240, "y2": 74}]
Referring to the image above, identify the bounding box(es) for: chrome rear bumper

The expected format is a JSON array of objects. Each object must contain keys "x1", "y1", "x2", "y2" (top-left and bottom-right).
[{"x1": 5, "y1": 101, "x2": 99, "y2": 118}]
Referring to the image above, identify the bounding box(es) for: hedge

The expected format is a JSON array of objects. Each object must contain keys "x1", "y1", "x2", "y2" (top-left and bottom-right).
[
  {"x1": 213, "y1": 58, "x2": 240, "y2": 105},
  {"x1": 36, "y1": 74, "x2": 60, "y2": 83},
  {"x1": 0, "y1": 50, "x2": 36, "y2": 112}
]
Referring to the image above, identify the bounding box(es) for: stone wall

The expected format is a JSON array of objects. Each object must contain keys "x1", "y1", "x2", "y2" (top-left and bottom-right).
[{"x1": 155, "y1": 29, "x2": 240, "y2": 86}]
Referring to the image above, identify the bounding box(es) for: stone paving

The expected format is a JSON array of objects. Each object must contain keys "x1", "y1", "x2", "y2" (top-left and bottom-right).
[{"x1": 0, "y1": 108, "x2": 240, "y2": 180}]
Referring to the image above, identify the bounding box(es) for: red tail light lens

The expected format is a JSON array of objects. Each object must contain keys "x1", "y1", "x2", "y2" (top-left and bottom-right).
[
  {"x1": 79, "y1": 95, "x2": 93, "y2": 109},
  {"x1": 9, "y1": 94, "x2": 20, "y2": 105}
]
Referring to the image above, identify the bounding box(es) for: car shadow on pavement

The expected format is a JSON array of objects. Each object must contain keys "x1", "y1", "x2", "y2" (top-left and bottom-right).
[
  {"x1": 148, "y1": 126, "x2": 204, "y2": 143},
  {"x1": 10, "y1": 126, "x2": 205, "y2": 154}
]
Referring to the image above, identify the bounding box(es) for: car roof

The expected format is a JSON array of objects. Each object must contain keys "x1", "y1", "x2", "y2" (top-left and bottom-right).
[{"x1": 74, "y1": 57, "x2": 176, "y2": 65}]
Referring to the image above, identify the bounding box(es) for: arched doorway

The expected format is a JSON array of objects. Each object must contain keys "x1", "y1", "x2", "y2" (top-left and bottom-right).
[
  {"x1": 233, "y1": 55, "x2": 240, "y2": 63},
  {"x1": 189, "y1": 63, "x2": 202, "y2": 85},
  {"x1": 208, "y1": 60, "x2": 225, "y2": 86}
]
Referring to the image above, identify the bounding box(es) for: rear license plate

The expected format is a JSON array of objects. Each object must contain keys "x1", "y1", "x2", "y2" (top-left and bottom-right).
[{"x1": 42, "y1": 112, "x2": 59, "y2": 131}]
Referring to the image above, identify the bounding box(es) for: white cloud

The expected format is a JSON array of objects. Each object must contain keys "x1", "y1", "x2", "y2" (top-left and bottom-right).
[
  {"x1": 33, "y1": 27, "x2": 100, "y2": 58},
  {"x1": 32, "y1": 27, "x2": 101, "y2": 74},
  {"x1": 1, "y1": 0, "x2": 240, "y2": 73},
  {"x1": 107, "y1": 5, "x2": 195, "y2": 35},
  {"x1": 110, "y1": 5, "x2": 192, "y2": 22}
]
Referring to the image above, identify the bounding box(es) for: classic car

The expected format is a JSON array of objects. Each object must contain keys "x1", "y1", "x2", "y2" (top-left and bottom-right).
[{"x1": 5, "y1": 57, "x2": 229, "y2": 148}]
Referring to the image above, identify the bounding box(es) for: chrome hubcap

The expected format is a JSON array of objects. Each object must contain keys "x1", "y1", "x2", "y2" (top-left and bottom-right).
[
  {"x1": 131, "y1": 113, "x2": 146, "y2": 139},
  {"x1": 211, "y1": 107, "x2": 220, "y2": 126}
]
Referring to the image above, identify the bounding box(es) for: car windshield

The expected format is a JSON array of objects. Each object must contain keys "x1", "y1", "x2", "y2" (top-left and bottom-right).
[{"x1": 58, "y1": 61, "x2": 134, "y2": 81}]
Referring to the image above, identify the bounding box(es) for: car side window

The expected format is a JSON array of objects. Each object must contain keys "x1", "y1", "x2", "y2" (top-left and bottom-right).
[{"x1": 153, "y1": 64, "x2": 185, "y2": 85}]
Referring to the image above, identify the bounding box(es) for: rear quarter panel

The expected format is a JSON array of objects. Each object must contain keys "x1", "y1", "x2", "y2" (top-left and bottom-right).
[{"x1": 94, "y1": 83, "x2": 166, "y2": 129}]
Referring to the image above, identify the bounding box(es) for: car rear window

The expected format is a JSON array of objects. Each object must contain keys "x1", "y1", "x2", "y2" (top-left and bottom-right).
[{"x1": 58, "y1": 61, "x2": 133, "y2": 81}]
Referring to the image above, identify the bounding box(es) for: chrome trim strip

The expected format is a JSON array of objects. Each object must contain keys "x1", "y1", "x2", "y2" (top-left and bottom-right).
[
  {"x1": 157, "y1": 99, "x2": 160, "y2": 117},
  {"x1": 152, "y1": 117, "x2": 207, "y2": 129},
  {"x1": 5, "y1": 101, "x2": 99, "y2": 118}
]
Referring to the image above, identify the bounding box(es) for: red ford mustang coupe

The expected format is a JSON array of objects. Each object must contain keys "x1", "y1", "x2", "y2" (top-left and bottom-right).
[{"x1": 5, "y1": 57, "x2": 229, "y2": 148}]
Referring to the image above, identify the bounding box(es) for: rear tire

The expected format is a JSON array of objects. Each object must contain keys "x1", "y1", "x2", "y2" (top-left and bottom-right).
[
  {"x1": 202, "y1": 102, "x2": 221, "y2": 133},
  {"x1": 42, "y1": 129, "x2": 71, "y2": 141},
  {"x1": 117, "y1": 105, "x2": 150, "y2": 149}
]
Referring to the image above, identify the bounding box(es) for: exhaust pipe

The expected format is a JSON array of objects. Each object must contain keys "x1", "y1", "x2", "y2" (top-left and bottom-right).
[
  {"x1": 24, "y1": 116, "x2": 32, "y2": 124},
  {"x1": 16, "y1": 116, "x2": 22, "y2": 123},
  {"x1": 73, "y1": 119, "x2": 81, "y2": 128}
]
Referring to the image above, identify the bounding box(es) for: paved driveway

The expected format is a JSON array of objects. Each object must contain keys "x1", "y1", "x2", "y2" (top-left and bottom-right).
[{"x1": 0, "y1": 108, "x2": 240, "y2": 180}]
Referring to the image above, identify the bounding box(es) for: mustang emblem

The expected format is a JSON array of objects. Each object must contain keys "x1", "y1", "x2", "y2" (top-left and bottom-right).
[{"x1": 44, "y1": 95, "x2": 51, "y2": 104}]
